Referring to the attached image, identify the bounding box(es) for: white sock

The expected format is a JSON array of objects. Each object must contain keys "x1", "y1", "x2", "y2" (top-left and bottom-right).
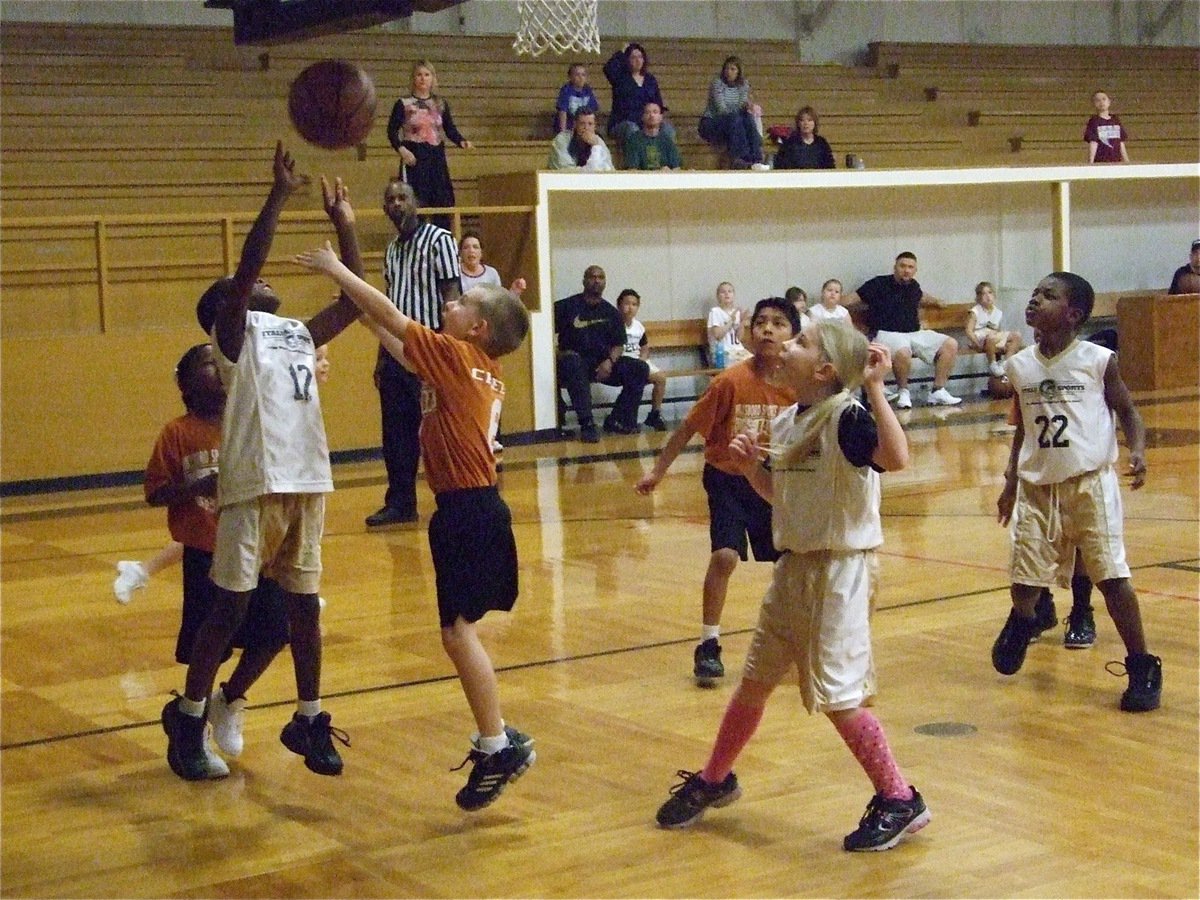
[
  {"x1": 478, "y1": 732, "x2": 508, "y2": 754},
  {"x1": 178, "y1": 695, "x2": 206, "y2": 718},
  {"x1": 701, "y1": 625, "x2": 721, "y2": 643},
  {"x1": 297, "y1": 699, "x2": 321, "y2": 719}
]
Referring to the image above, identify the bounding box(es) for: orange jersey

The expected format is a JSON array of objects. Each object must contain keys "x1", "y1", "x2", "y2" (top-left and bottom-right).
[
  {"x1": 685, "y1": 358, "x2": 797, "y2": 475},
  {"x1": 143, "y1": 412, "x2": 221, "y2": 551},
  {"x1": 403, "y1": 322, "x2": 503, "y2": 494}
]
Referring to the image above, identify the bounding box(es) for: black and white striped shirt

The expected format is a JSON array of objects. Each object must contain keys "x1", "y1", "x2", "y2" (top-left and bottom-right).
[{"x1": 382, "y1": 222, "x2": 460, "y2": 331}]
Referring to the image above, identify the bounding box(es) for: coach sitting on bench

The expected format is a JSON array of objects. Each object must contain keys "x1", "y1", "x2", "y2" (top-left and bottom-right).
[{"x1": 555, "y1": 265, "x2": 649, "y2": 443}]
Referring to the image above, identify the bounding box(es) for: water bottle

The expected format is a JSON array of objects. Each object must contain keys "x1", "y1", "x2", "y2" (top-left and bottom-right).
[{"x1": 713, "y1": 342, "x2": 726, "y2": 369}]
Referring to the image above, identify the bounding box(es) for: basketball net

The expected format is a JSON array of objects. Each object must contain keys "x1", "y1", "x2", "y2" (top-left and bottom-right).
[{"x1": 513, "y1": 0, "x2": 600, "y2": 56}]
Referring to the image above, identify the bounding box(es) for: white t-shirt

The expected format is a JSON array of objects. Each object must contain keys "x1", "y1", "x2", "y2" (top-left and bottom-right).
[
  {"x1": 623, "y1": 317, "x2": 646, "y2": 358},
  {"x1": 1007, "y1": 338, "x2": 1118, "y2": 485},
  {"x1": 969, "y1": 303, "x2": 1004, "y2": 340},
  {"x1": 461, "y1": 265, "x2": 501, "y2": 293},
  {"x1": 769, "y1": 398, "x2": 882, "y2": 554},
  {"x1": 213, "y1": 311, "x2": 333, "y2": 507},
  {"x1": 708, "y1": 305, "x2": 746, "y2": 364},
  {"x1": 809, "y1": 304, "x2": 851, "y2": 325}
]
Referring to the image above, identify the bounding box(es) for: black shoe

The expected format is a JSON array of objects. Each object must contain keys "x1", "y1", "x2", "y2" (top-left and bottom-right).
[
  {"x1": 453, "y1": 736, "x2": 536, "y2": 811},
  {"x1": 603, "y1": 417, "x2": 636, "y2": 435},
  {"x1": 655, "y1": 770, "x2": 741, "y2": 828},
  {"x1": 1112, "y1": 653, "x2": 1162, "y2": 712},
  {"x1": 365, "y1": 506, "x2": 418, "y2": 528},
  {"x1": 162, "y1": 696, "x2": 215, "y2": 781},
  {"x1": 843, "y1": 788, "x2": 931, "y2": 852},
  {"x1": 1064, "y1": 604, "x2": 1097, "y2": 649},
  {"x1": 280, "y1": 711, "x2": 350, "y2": 775},
  {"x1": 579, "y1": 423, "x2": 600, "y2": 444},
  {"x1": 1032, "y1": 589, "x2": 1057, "y2": 640},
  {"x1": 693, "y1": 638, "x2": 724, "y2": 687},
  {"x1": 992, "y1": 610, "x2": 1038, "y2": 675},
  {"x1": 644, "y1": 410, "x2": 668, "y2": 432}
]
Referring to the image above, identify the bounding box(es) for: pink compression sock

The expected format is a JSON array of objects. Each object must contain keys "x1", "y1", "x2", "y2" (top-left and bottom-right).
[
  {"x1": 831, "y1": 709, "x2": 913, "y2": 801},
  {"x1": 701, "y1": 697, "x2": 765, "y2": 784}
]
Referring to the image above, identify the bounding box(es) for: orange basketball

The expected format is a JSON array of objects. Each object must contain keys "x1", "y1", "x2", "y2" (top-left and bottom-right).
[
  {"x1": 288, "y1": 59, "x2": 377, "y2": 150},
  {"x1": 988, "y1": 373, "x2": 1015, "y2": 400}
]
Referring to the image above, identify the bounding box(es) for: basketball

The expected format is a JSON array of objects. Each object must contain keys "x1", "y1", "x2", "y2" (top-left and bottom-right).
[
  {"x1": 988, "y1": 373, "x2": 1015, "y2": 399},
  {"x1": 288, "y1": 59, "x2": 377, "y2": 149}
]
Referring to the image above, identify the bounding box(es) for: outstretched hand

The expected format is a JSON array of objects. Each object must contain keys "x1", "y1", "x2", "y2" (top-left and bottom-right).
[
  {"x1": 728, "y1": 432, "x2": 763, "y2": 475},
  {"x1": 294, "y1": 241, "x2": 339, "y2": 274},
  {"x1": 321, "y1": 175, "x2": 355, "y2": 224},
  {"x1": 273, "y1": 140, "x2": 309, "y2": 194},
  {"x1": 863, "y1": 342, "x2": 893, "y2": 386},
  {"x1": 1127, "y1": 451, "x2": 1147, "y2": 490}
]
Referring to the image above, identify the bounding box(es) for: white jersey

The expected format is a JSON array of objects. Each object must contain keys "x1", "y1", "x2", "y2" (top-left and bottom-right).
[
  {"x1": 970, "y1": 303, "x2": 1003, "y2": 332},
  {"x1": 1007, "y1": 339, "x2": 1117, "y2": 485},
  {"x1": 623, "y1": 317, "x2": 646, "y2": 359},
  {"x1": 707, "y1": 305, "x2": 745, "y2": 361},
  {"x1": 770, "y1": 398, "x2": 882, "y2": 554},
  {"x1": 809, "y1": 304, "x2": 851, "y2": 325},
  {"x1": 213, "y1": 311, "x2": 333, "y2": 507}
]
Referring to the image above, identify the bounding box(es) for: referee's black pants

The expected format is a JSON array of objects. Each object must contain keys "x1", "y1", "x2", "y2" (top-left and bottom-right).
[{"x1": 377, "y1": 354, "x2": 422, "y2": 516}]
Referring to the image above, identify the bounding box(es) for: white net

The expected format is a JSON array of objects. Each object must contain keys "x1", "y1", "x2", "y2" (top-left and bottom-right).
[{"x1": 513, "y1": 0, "x2": 600, "y2": 57}]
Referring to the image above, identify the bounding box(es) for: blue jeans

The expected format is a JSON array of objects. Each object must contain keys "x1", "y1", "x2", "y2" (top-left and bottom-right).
[{"x1": 699, "y1": 111, "x2": 763, "y2": 164}]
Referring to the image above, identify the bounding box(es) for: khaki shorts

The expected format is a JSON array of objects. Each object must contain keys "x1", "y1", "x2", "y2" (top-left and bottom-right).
[
  {"x1": 743, "y1": 550, "x2": 878, "y2": 714},
  {"x1": 210, "y1": 493, "x2": 326, "y2": 595},
  {"x1": 1010, "y1": 467, "x2": 1129, "y2": 587},
  {"x1": 875, "y1": 329, "x2": 951, "y2": 366}
]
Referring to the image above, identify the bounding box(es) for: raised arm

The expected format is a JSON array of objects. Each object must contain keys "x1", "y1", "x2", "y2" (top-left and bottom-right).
[
  {"x1": 215, "y1": 141, "x2": 306, "y2": 361},
  {"x1": 307, "y1": 176, "x2": 365, "y2": 347},
  {"x1": 1103, "y1": 353, "x2": 1147, "y2": 488},
  {"x1": 862, "y1": 343, "x2": 909, "y2": 471},
  {"x1": 295, "y1": 242, "x2": 412, "y2": 342}
]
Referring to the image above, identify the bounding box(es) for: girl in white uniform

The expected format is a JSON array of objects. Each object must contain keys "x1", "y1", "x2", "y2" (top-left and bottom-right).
[{"x1": 654, "y1": 319, "x2": 931, "y2": 852}]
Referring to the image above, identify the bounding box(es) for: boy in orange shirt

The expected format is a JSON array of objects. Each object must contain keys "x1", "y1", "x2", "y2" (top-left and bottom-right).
[
  {"x1": 294, "y1": 240, "x2": 534, "y2": 811},
  {"x1": 637, "y1": 297, "x2": 801, "y2": 685}
]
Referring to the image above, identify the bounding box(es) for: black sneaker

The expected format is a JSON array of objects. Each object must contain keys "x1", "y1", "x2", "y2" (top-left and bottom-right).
[
  {"x1": 453, "y1": 737, "x2": 536, "y2": 811},
  {"x1": 644, "y1": 410, "x2": 668, "y2": 432},
  {"x1": 1109, "y1": 653, "x2": 1162, "y2": 712},
  {"x1": 693, "y1": 638, "x2": 724, "y2": 687},
  {"x1": 579, "y1": 423, "x2": 600, "y2": 444},
  {"x1": 992, "y1": 610, "x2": 1038, "y2": 675},
  {"x1": 280, "y1": 711, "x2": 350, "y2": 775},
  {"x1": 603, "y1": 416, "x2": 637, "y2": 435},
  {"x1": 1064, "y1": 605, "x2": 1097, "y2": 649},
  {"x1": 365, "y1": 506, "x2": 418, "y2": 528},
  {"x1": 655, "y1": 769, "x2": 741, "y2": 828},
  {"x1": 843, "y1": 788, "x2": 931, "y2": 851},
  {"x1": 162, "y1": 695, "x2": 216, "y2": 781},
  {"x1": 1032, "y1": 589, "x2": 1057, "y2": 640}
]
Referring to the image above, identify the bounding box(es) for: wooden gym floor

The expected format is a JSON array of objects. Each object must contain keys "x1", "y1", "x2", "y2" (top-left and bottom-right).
[{"x1": 2, "y1": 388, "x2": 1197, "y2": 899}]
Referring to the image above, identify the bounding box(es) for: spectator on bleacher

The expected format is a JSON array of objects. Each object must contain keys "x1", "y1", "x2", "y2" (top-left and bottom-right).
[
  {"x1": 617, "y1": 288, "x2": 669, "y2": 431},
  {"x1": 555, "y1": 63, "x2": 600, "y2": 134},
  {"x1": 845, "y1": 252, "x2": 961, "y2": 409},
  {"x1": 1168, "y1": 239, "x2": 1200, "y2": 294},
  {"x1": 603, "y1": 42, "x2": 676, "y2": 145},
  {"x1": 1084, "y1": 91, "x2": 1130, "y2": 164},
  {"x1": 623, "y1": 102, "x2": 683, "y2": 171},
  {"x1": 555, "y1": 265, "x2": 650, "y2": 442},
  {"x1": 809, "y1": 278, "x2": 852, "y2": 325},
  {"x1": 966, "y1": 280, "x2": 1022, "y2": 377},
  {"x1": 773, "y1": 106, "x2": 836, "y2": 170},
  {"x1": 707, "y1": 281, "x2": 750, "y2": 368},
  {"x1": 548, "y1": 110, "x2": 615, "y2": 172},
  {"x1": 698, "y1": 56, "x2": 766, "y2": 170},
  {"x1": 784, "y1": 287, "x2": 810, "y2": 327},
  {"x1": 459, "y1": 231, "x2": 528, "y2": 295},
  {"x1": 386, "y1": 60, "x2": 473, "y2": 231}
]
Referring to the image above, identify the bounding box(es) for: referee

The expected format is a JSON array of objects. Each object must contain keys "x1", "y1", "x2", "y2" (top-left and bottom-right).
[{"x1": 367, "y1": 179, "x2": 461, "y2": 528}]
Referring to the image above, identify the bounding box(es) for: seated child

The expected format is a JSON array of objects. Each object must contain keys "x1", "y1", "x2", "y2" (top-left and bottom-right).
[
  {"x1": 707, "y1": 281, "x2": 750, "y2": 368},
  {"x1": 294, "y1": 239, "x2": 537, "y2": 812},
  {"x1": 808, "y1": 278, "x2": 851, "y2": 326},
  {"x1": 785, "y1": 286, "x2": 811, "y2": 330},
  {"x1": 555, "y1": 62, "x2": 600, "y2": 133},
  {"x1": 617, "y1": 288, "x2": 668, "y2": 431},
  {"x1": 966, "y1": 281, "x2": 1022, "y2": 377}
]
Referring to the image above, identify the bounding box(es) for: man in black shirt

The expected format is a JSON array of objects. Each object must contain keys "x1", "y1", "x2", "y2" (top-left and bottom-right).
[
  {"x1": 1167, "y1": 239, "x2": 1200, "y2": 295},
  {"x1": 555, "y1": 265, "x2": 649, "y2": 442},
  {"x1": 846, "y1": 252, "x2": 961, "y2": 409}
]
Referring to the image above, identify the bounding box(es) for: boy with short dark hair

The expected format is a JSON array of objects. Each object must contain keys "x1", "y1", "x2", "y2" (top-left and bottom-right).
[
  {"x1": 294, "y1": 241, "x2": 536, "y2": 811},
  {"x1": 993, "y1": 271, "x2": 1159, "y2": 711},
  {"x1": 162, "y1": 142, "x2": 364, "y2": 780},
  {"x1": 636, "y1": 297, "x2": 800, "y2": 685}
]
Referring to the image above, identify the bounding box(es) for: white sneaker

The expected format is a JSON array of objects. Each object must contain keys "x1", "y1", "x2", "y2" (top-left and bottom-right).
[
  {"x1": 208, "y1": 687, "x2": 245, "y2": 757},
  {"x1": 988, "y1": 360, "x2": 1005, "y2": 377},
  {"x1": 203, "y1": 724, "x2": 230, "y2": 778},
  {"x1": 113, "y1": 561, "x2": 149, "y2": 604},
  {"x1": 750, "y1": 162, "x2": 771, "y2": 171},
  {"x1": 928, "y1": 387, "x2": 962, "y2": 406},
  {"x1": 895, "y1": 388, "x2": 913, "y2": 409}
]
